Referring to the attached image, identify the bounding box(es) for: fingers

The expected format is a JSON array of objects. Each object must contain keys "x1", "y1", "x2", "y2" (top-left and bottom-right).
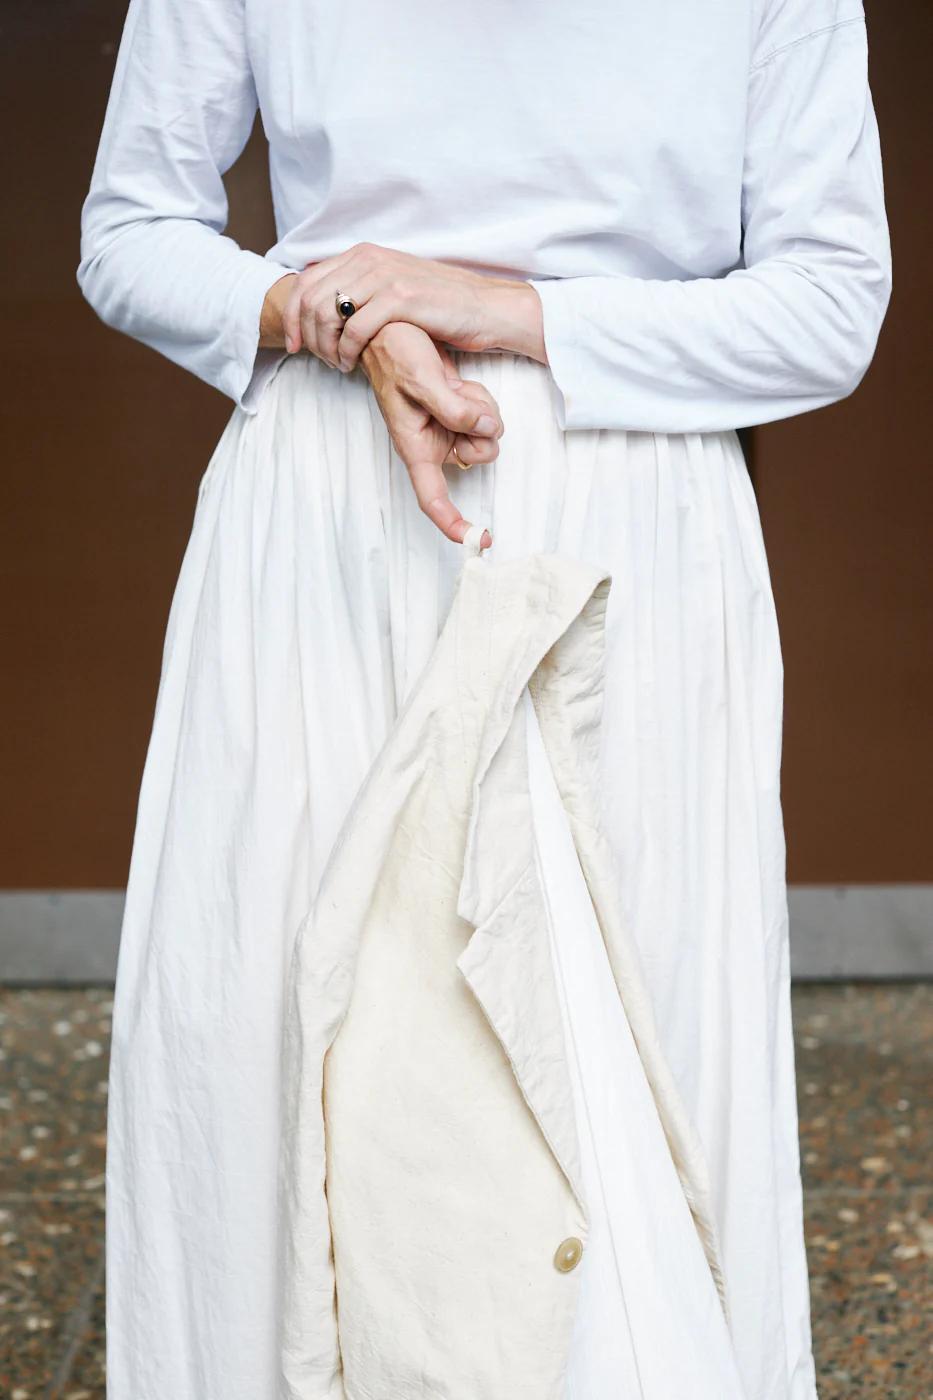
[
  {"x1": 298, "y1": 294, "x2": 342, "y2": 369},
  {"x1": 283, "y1": 245, "x2": 396, "y2": 369},
  {"x1": 281, "y1": 274, "x2": 341, "y2": 365},
  {"x1": 443, "y1": 381, "x2": 505, "y2": 468},
  {"x1": 283, "y1": 244, "x2": 494, "y2": 378},
  {"x1": 334, "y1": 289, "x2": 401, "y2": 372},
  {"x1": 444, "y1": 433, "x2": 499, "y2": 469},
  {"x1": 406, "y1": 455, "x2": 492, "y2": 550},
  {"x1": 414, "y1": 372, "x2": 504, "y2": 445},
  {"x1": 281, "y1": 248, "x2": 365, "y2": 366},
  {"x1": 362, "y1": 325, "x2": 496, "y2": 551},
  {"x1": 437, "y1": 362, "x2": 503, "y2": 470},
  {"x1": 455, "y1": 379, "x2": 505, "y2": 436}
]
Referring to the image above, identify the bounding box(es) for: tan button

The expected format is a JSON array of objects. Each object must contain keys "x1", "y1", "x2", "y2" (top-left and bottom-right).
[{"x1": 553, "y1": 1236, "x2": 584, "y2": 1273}]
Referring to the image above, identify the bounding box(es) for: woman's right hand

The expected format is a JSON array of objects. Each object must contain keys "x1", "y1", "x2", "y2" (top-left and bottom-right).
[
  {"x1": 359, "y1": 323, "x2": 500, "y2": 549},
  {"x1": 261, "y1": 279, "x2": 499, "y2": 548}
]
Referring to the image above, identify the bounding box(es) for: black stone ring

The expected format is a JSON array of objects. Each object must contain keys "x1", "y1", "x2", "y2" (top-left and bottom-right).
[{"x1": 335, "y1": 291, "x2": 358, "y2": 320}]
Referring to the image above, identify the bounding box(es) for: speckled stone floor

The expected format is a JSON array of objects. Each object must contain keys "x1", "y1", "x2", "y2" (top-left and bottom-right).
[{"x1": 0, "y1": 982, "x2": 930, "y2": 1398}]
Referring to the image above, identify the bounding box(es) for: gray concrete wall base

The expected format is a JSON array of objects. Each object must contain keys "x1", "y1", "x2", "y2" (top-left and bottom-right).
[
  {"x1": 787, "y1": 884, "x2": 932, "y2": 979},
  {"x1": 0, "y1": 886, "x2": 930, "y2": 984}
]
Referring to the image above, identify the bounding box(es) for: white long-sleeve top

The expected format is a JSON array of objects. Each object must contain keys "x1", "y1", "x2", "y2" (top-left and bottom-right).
[{"x1": 77, "y1": 0, "x2": 891, "y2": 433}]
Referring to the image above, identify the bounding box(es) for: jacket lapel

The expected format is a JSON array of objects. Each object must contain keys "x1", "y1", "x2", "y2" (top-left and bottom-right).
[
  {"x1": 454, "y1": 555, "x2": 612, "y2": 1216},
  {"x1": 453, "y1": 552, "x2": 730, "y2": 1319}
]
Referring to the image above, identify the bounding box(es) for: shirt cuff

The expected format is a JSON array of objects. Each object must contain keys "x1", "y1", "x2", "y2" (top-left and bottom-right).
[
  {"x1": 226, "y1": 258, "x2": 299, "y2": 414},
  {"x1": 526, "y1": 277, "x2": 584, "y2": 432}
]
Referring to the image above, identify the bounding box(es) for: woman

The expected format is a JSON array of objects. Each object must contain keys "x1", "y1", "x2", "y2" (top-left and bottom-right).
[{"x1": 76, "y1": 1, "x2": 891, "y2": 1397}]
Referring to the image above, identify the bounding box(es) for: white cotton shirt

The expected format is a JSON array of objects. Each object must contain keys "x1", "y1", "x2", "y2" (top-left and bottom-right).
[{"x1": 77, "y1": 0, "x2": 891, "y2": 433}]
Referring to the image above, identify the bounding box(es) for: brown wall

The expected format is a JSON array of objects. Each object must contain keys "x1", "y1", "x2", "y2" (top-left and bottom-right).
[
  {"x1": 752, "y1": 0, "x2": 933, "y2": 881},
  {"x1": 1, "y1": 0, "x2": 930, "y2": 889}
]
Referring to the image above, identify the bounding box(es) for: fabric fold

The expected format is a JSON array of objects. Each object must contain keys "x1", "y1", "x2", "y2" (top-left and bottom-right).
[
  {"x1": 281, "y1": 545, "x2": 730, "y2": 1398},
  {"x1": 104, "y1": 348, "x2": 815, "y2": 1400}
]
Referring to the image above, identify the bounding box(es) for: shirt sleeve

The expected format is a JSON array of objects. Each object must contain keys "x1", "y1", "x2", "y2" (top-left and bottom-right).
[
  {"x1": 528, "y1": 4, "x2": 892, "y2": 433},
  {"x1": 76, "y1": 0, "x2": 298, "y2": 413}
]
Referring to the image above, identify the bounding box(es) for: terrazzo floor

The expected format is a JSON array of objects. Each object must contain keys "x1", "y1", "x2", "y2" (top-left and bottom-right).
[{"x1": 0, "y1": 982, "x2": 930, "y2": 1398}]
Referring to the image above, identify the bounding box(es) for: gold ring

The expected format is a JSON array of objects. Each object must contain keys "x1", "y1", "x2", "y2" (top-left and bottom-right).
[{"x1": 451, "y1": 443, "x2": 470, "y2": 471}]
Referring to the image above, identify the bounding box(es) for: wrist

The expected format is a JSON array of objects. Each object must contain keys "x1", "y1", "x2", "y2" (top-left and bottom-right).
[
  {"x1": 360, "y1": 322, "x2": 408, "y2": 389},
  {"x1": 259, "y1": 271, "x2": 299, "y2": 349},
  {"x1": 480, "y1": 279, "x2": 548, "y2": 364}
]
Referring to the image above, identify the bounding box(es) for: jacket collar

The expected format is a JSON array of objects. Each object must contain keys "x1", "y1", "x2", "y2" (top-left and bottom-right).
[{"x1": 452, "y1": 552, "x2": 729, "y2": 1319}]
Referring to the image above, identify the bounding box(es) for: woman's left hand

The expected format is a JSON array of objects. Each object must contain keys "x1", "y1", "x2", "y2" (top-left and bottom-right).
[{"x1": 280, "y1": 243, "x2": 545, "y2": 372}]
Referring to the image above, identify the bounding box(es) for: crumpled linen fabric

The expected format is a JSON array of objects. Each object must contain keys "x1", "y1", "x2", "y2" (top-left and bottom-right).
[
  {"x1": 282, "y1": 546, "x2": 608, "y2": 1400},
  {"x1": 281, "y1": 538, "x2": 746, "y2": 1398},
  {"x1": 105, "y1": 348, "x2": 816, "y2": 1399}
]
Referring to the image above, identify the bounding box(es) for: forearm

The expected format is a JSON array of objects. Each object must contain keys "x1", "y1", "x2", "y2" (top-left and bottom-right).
[
  {"x1": 277, "y1": 243, "x2": 550, "y2": 375},
  {"x1": 74, "y1": 0, "x2": 298, "y2": 417},
  {"x1": 259, "y1": 271, "x2": 300, "y2": 349},
  {"x1": 529, "y1": 253, "x2": 891, "y2": 434},
  {"x1": 527, "y1": 15, "x2": 890, "y2": 433},
  {"x1": 77, "y1": 213, "x2": 297, "y2": 409},
  {"x1": 473, "y1": 278, "x2": 548, "y2": 365}
]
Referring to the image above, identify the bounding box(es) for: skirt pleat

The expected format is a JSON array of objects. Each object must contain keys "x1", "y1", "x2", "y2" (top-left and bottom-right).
[{"x1": 105, "y1": 349, "x2": 816, "y2": 1399}]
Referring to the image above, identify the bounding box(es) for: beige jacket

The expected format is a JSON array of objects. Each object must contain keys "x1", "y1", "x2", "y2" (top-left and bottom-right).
[{"x1": 279, "y1": 544, "x2": 727, "y2": 1399}]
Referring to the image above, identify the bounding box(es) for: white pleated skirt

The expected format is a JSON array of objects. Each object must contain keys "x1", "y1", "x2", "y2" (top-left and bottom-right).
[
  {"x1": 105, "y1": 349, "x2": 818, "y2": 1399},
  {"x1": 526, "y1": 691, "x2": 746, "y2": 1398}
]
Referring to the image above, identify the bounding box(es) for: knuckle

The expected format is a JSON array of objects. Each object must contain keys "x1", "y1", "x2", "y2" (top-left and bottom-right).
[{"x1": 355, "y1": 241, "x2": 381, "y2": 267}]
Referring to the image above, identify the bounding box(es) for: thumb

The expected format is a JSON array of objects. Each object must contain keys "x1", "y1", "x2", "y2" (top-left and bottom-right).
[{"x1": 413, "y1": 363, "x2": 501, "y2": 439}]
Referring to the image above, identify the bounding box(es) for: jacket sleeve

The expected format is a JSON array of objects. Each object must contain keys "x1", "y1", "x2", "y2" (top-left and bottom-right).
[
  {"x1": 528, "y1": 2, "x2": 892, "y2": 433},
  {"x1": 76, "y1": 0, "x2": 297, "y2": 413}
]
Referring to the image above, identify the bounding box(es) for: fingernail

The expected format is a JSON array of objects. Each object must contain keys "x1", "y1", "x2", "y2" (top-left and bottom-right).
[
  {"x1": 475, "y1": 414, "x2": 497, "y2": 435},
  {"x1": 481, "y1": 530, "x2": 493, "y2": 550}
]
